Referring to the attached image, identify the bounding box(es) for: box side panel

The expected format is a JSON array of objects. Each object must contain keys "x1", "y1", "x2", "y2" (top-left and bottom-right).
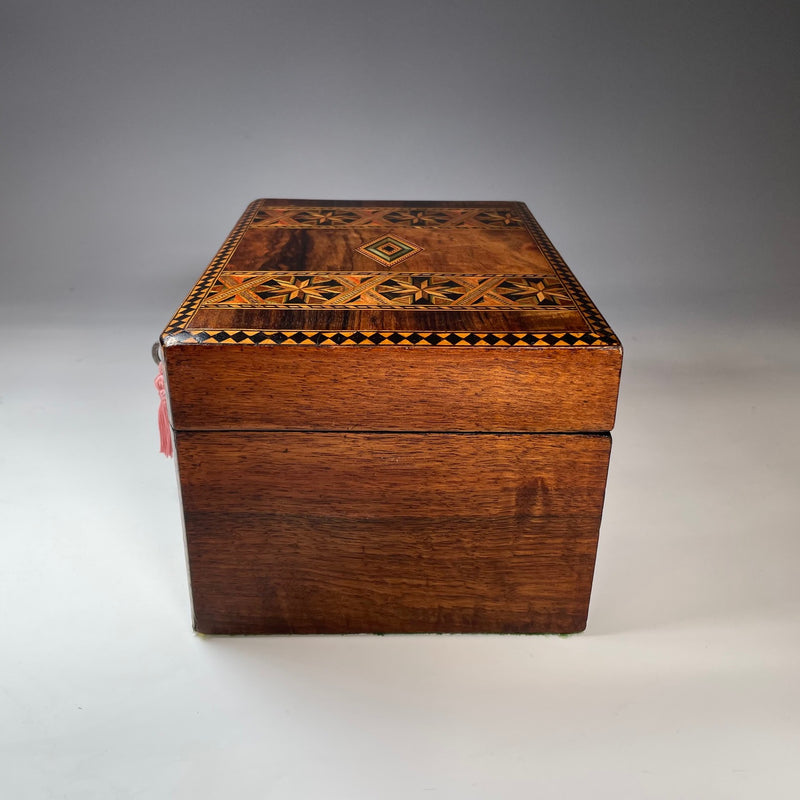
[
  {"x1": 175, "y1": 431, "x2": 612, "y2": 634},
  {"x1": 164, "y1": 344, "x2": 622, "y2": 433}
]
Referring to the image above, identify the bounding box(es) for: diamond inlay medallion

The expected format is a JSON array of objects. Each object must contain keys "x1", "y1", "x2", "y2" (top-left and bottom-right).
[{"x1": 355, "y1": 234, "x2": 423, "y2": 267}]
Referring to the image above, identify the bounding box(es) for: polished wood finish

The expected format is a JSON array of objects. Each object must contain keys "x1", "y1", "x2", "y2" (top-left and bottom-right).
[
  {"x1": 164, "y1": 344, "x2": 621, "y2": 432},
  {"x1": 177, "y1": 431, "x2": 612, "y2": 635},
  {"x1": 228, "y1": 226, "x2": 553, "y2": 273},
  {"x1": 188, "y1": 303, "x2": 589, "y2": 336},
  {"x1": 160, "y1": 199, "x2": 622, "y2": 634}
]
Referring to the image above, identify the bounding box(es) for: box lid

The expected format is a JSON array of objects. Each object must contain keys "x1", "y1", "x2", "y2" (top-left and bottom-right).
[{"x1": 161, "y1": 200, "x2": 621, "y2": 433}]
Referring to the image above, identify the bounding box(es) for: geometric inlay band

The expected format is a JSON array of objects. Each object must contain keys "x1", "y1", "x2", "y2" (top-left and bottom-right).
[
  {"x1": 204, "y1": 273, "x2": 575, "y2": 309},
  {"x1": 250, "y1": 206, "x2": 524, "y2": 229},
  {"x1": 163, "y1": 328, "x2": 610, "y2": 347}
]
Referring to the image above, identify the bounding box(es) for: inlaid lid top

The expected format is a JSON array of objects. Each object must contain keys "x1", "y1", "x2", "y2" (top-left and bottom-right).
[{"x1": 161, "y1": 199, "x2": 618, "y2": 349}]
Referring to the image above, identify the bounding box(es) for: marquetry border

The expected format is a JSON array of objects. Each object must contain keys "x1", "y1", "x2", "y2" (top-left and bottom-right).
[
  {"x1": 203, "y1": 272, "x2": 575, "y2": 309},
  {"x1": 248, "y1": 204, "x2": 524, "y2": 229},
  {"x1": 164, "y1": 329, "x2": 611, "y2": 347},
  {"x1": 161, "y1": 200, "x2": 619, "y2": 348},
  {"x1": 516, "y1": 203, "x2": 619, "y2": 347},
  {"x1": 161, "y1": 199, "x2": 262, "y2": 338}
]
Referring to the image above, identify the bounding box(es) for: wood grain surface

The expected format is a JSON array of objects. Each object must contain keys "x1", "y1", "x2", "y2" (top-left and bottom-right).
[
  {"x1": 226, "y1": 226, "x2": 553, "y2": 274},
  {"x1": 177, "y1": 431, "x2": 612, "y2": 634},
  {"x1": 164, "y1": 344, "x2": 621, "y2": 432},
  {"x1": 188, "y1": 304, "x2": 590, "y2": 335}
]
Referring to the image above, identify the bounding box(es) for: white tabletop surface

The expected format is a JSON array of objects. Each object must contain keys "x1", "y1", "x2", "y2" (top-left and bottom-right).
[{"x1": 2, "y1": 310, "x2": 798, "y2": 799}]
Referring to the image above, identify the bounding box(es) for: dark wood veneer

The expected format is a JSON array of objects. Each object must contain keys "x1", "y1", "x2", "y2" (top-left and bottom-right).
[
  {"x1": 165, "y1": 344, "x2": 621, "y2": 433},
  {"x1": 177, "y1": 431, "x2": 611, "y2": 635}
]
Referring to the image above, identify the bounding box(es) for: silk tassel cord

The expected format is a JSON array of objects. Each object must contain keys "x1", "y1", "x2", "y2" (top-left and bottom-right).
[{"x1": 154, "y1": 361, "x2": 173, "y2": 458}]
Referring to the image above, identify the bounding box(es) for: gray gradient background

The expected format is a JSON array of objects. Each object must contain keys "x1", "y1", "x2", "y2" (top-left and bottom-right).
[{"x1": 1, "y1": 1, "x2": 799, "y2": 797}]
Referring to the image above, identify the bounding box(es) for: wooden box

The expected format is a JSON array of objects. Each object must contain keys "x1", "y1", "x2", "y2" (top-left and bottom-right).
[{"x1": 159, "y1": 200, "x2": 622, "y2": 634}]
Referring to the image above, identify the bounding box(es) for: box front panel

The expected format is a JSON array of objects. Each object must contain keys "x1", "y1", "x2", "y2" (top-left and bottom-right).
[
  {"x1": 165, "y1": 344, "x2": 622, "y2": 433},
  {"x1": 175, "y1": 431, "x2": 612, "y2": 634}
]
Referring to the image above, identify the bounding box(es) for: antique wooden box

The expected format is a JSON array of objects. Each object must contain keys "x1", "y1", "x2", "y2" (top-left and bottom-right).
[{"x1": 159, "y1": 199, "x2": 622, "y2": 634}]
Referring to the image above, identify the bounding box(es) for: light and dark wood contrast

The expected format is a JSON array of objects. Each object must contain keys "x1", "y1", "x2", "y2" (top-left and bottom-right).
[{"x1": 160, "y1": 200, "x2": 622, "y2": 634}]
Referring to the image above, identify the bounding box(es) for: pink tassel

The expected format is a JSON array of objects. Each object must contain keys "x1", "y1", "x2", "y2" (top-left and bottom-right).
[{"x1": 154, "y1": 361, "x2": 173, "y2": 458}]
